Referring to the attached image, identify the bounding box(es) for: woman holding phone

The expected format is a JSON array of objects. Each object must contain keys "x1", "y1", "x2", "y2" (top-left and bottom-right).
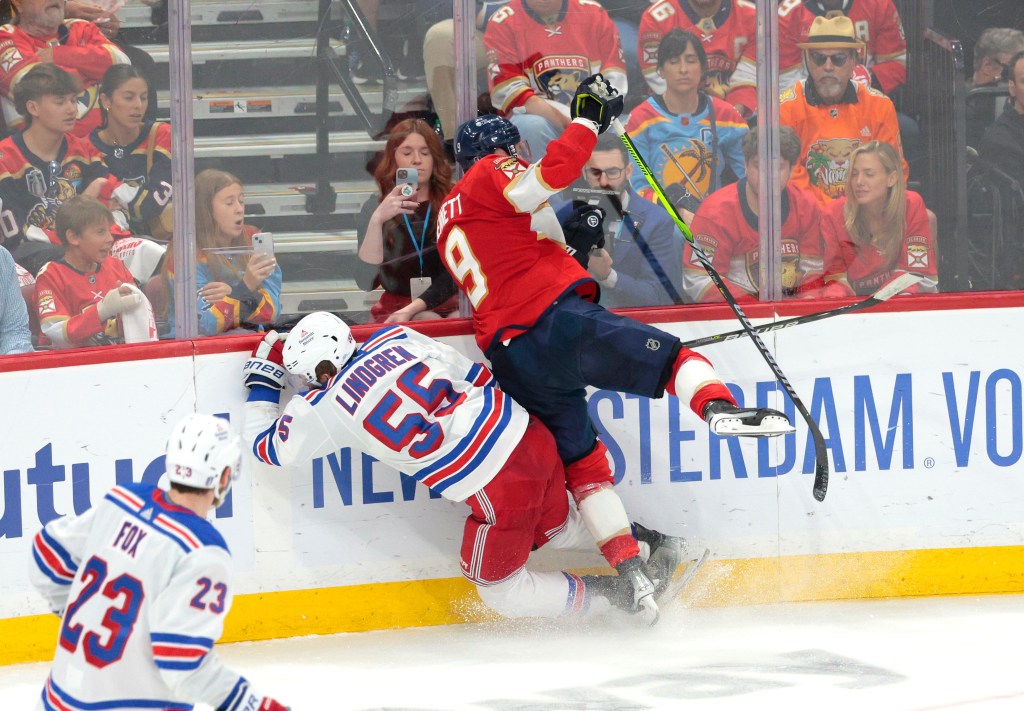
[
  {"x1": 160, "y1": 169, "x2": 282, "y2": 336},
  {"x1": 356, "y1": 117, "x2": 459, "y2": 323}
]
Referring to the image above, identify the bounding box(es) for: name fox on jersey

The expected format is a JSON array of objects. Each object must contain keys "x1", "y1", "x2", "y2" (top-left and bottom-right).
[{"x1": 112, "y1": 520, "x2": 148, "y2": 559}]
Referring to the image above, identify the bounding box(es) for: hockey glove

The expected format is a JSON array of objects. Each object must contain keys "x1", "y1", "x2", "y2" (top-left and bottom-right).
[
  {"x1": 256, "y1": 698, "x2": 290, "y2": 711},
  {"x1": 561, "y1": 200, "x2": 606, "y2": 269},
  {"x1": 96, "y1": 286, "x2": 142, "y2": 321},
  {"x1": 571, "y1": 74, "x2": 624, "y2": 135},
  {"x1": 242, "y1": 330, "x2": 287, "y2": 391}
]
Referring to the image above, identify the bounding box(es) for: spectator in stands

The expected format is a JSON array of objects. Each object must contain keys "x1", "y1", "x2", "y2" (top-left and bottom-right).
[
  {"x1": 162, "y1": 169, "x2": 281, "y2": 337},
  {"x1": 356, "y1": 117, "x2": 459, "y2": 323},
  {"x1": 623, "y1": 30, "x2": 747, "y2": 222},
  {"x1": 821, "y1": 140, "x2": 937, "y2": 296},
  {"x1": 0, "y1": 0, "x2": 130, "y2": 138},
  {"x1": 0, "y1": 64, "x2": 129, "y2": 276},
  {"x1": 484, "y1": 0, "x2": 625, "y2": 160},
  {"x1": 423, "y1": 0, "x2": 509, "y2": 143},
  {"x1": 91, "y1": 64, "x2": 172, "y2": 240},
  {"x1": 780, "y1": 15, "x2": 907, "y2": 207},
  {"x1": 0, "y1": 244, "x2": 33, "y2": 353},
  {"x1": 730, "y1": 0, "x2": 908, "y2": 119},
  {"x1": 638, "y1": 0, "x2": 755, "y2": 100},
  {"x1": 35, "y1": 195, "x2": 156, "y2": 348},
  {"x1": 685, "y1": 125, "x2": 831, "y2": 302},
  {"x1": 967, "y1": 29, "x2": 1024, "y2": 148},
  {"x1": 568, "y1": 133, "x2": 685, "y2": 307},
  {"x1": 980, "y1": 51, "x2": 1024, "y2": 189}
]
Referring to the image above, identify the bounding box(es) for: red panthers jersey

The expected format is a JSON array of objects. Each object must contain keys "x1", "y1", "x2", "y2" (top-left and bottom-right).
[
  {"x1": 729, "y1": 0, "x2": 907, "y2": 112},
  {"x1": 484, "y1": 0, "x2": 626, "y2": 114},
  {"x1": 35, "y1": 256, "x2": 136, "y2": 348},
  {"x1": 638, "y1": 0, "x2": 755, "y2": 98},
  {"x1": 821, "y1": 191, "x2": 937, "y2": 295},
  {"x1": 685, "y1": 179, "x2": 825, "y2": 301},
  {"x1": 0, "y1": 20, "x2": 130, "y2": 138},
  {"x1": 0, "y1": 131, "x2": 113, "y2": 250},
  {"x1": 437, "y1": 119, "x2": 599, "y2": 353}
]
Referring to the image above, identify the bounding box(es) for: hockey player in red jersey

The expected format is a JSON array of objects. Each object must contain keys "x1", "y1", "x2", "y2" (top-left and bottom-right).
[
  {"x1": 29, "y1": 413, "x2": 289, "y2": 711},
  {"x1": 243, "y1": 313, "x2": 673, "y2": 623},
  {"x1": 438, "y1": 74, "x2": 795, "y2": 623}
]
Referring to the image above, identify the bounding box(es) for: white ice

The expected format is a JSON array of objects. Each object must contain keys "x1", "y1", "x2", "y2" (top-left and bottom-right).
[{"x1": 3, "y1": 594, "x2": 1023, "y2": 710}]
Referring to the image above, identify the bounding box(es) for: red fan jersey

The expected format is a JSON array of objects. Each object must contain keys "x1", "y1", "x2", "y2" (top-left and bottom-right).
[
  {"x1": 0, "y1": 20, "x2": 130, "y2": 138},
  {"x1": 779, "y1": 79, "x2": 906, "y2": 206},
  {"x1": 821, "y1": 191, "x2": 937, "y2": 295},
  {"x1": 685, "y1": 179, "x2": 825, "y2": 301},
  {"x1": 638, "y1": 0, "x2": 755, "y2": 98},
  {"x1": 437, "y1": 119, "x2": 600, "y2": 353},
  {"x1": 35, "y1": 256, "x2": 135, "y2": 348},
  {"x1": 0, "y1": 131, "x2": 114, "y2": 250},
  {"x1": 729, "y1": 0, "x2": 907, "y2": 113},
  {"x1": 484, "y1": 0, "x2": 626, "y2": 114}
]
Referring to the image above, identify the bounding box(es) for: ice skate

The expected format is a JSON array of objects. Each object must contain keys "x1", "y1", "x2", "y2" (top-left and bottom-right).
[
  {"x1": 658, "y1": 547, "x2": 711, "y2": 608},
  {"x1": 633, "y1": 522, "x2": 686, "y2": 598},
  {"x1": 616, "y1": 557, "x2": 660, "y2": 626},
  {"x1": 703, "y1": 400, "x2": 795, "y2": 437}
]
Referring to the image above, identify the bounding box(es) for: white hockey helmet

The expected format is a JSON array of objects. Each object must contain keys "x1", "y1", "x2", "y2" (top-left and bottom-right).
[
  {"x1": 164, "y1": 413, "x2": 241, "y2": 506},
  {"x1": 282, "y1": 311, "x2": 357, "y2": 384}
]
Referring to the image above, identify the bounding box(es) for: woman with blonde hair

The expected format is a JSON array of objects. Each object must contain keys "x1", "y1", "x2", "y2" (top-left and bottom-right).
[
  {"x1": 356, "y1": 117, "x2": 459, "y2": 323},
  {"x1": 162, "y1": 169, "x2": 282, "y2": 336},
  {"x1": 820, "y1": 140, "x2": 938, "y2": 296}
]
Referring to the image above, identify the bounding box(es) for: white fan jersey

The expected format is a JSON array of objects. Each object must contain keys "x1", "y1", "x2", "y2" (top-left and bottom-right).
[
  {"x1": 246, "y1": 325, "x2": 529, "y2": 502},
  {"x1": 29, "y1": 482, "x2": 258, "y2": 711}
]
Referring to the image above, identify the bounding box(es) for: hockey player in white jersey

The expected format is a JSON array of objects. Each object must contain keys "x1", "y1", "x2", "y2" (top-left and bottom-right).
[
  {"x1": 29, "y1": 413, "x2": 289, "y2": 711},
  {"x1": 243, "y1": 312, "x2": 683, "y2": 624}
]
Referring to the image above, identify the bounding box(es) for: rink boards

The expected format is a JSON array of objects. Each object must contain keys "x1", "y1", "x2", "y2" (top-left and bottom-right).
[{"x1": 2, "y1": 293, "x2": 1024, "y2": 664}]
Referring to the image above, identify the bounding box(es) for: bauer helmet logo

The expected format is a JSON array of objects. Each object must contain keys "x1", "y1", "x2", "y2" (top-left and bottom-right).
[{"x1": 646, "y1": 338, "x2": 661, "y2": 351}]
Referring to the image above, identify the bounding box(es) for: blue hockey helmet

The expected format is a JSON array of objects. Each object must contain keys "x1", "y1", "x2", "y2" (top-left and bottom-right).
[{"x1": 454, "y1": 115, "x2": 520, "y2": 172}]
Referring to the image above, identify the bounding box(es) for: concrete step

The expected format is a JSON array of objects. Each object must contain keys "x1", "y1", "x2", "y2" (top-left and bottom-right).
[
  {"x1": 121, "y1": 0, "x2": 326, "y2": 30},
  {"x1": 271, "y1": 230, "x2": 358, "y2": 254},
  {"x1": 139, "y1": 37, "x2": 336, "y2": 65},
  {"x1": 243, "y1": 181, "x2": 374, "y2": 217},
  {"x1": 194, "y1": 132, "x2": 382, "y2": 158},
  {"x1": 159, "y1": 85, "x2": 426, "y2": 121},
  {"x1": 280, "y1": 278, "x2": 378, "y2": 316}
]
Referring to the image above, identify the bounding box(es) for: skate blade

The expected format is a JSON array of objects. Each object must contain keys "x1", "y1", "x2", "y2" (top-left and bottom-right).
[
  {"x1": 659, "y1": 548, "x2": 711, "y2": 606},
  {"x1": 712, "y1": 415, "x2": 795, "y2": 438},
  {"x1": 635, "y1": 596, "x2": 660, "y2": 627}
]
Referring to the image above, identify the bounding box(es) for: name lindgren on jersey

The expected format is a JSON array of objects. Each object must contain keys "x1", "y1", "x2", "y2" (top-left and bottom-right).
[{"x1": 250, "y1": 325, "x2": 529, "y2": 502}]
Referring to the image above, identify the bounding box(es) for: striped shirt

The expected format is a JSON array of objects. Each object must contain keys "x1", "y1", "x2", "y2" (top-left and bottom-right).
[{"x1": 0, "y1": 246, "x2": 32, "y2": 354}]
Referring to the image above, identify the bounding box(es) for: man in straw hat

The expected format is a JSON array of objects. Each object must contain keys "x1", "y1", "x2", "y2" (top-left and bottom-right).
[{"x1": 780, "y1": 14, "x2": 908, "y2": 206}]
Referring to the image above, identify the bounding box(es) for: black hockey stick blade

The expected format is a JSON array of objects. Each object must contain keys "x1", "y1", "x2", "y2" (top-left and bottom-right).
[
  {"x1": 612, "y1": 118, "x2": 830, "y2": 501},
  {"x1": 679, "y1": 273, "x2": 923, "y2": 350}
]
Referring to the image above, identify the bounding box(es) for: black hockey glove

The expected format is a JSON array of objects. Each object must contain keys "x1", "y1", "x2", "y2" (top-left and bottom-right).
[
  {"x1": 571, "y1": 74, "x2": 624, "y2": 135},
  {"x1": 561, "y1": 200, "x2": 606, "y2": 268},
  {"x1": 665, "y1": 182, "x2": 701, "y2": 219}
]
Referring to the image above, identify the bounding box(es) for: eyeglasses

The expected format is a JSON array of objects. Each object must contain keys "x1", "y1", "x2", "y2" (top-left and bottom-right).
[
  {"x1": 587, "y1": 167, "x2": 624, "y2": 180},
  {"x1": 808, "y1": 51, "x2": 852, "y2": 68}
]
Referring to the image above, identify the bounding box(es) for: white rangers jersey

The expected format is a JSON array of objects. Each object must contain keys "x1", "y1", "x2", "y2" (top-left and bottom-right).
[
  {"x1": 247, "y1": 325, "x2": 530, "y2": 503},
  {"x1": 29, "y1": 482, "x2": 258, "y2": 711}
]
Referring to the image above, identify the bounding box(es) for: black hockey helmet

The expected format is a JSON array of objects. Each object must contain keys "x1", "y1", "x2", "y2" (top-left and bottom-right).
[{"x1": 454, "y1": 115, "x2": 520, "y2": 172}]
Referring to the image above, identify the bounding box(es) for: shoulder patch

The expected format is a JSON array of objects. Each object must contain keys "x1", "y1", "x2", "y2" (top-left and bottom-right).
[{"x1": 780, "y1": 87, "x2": 797, "y2": 103}]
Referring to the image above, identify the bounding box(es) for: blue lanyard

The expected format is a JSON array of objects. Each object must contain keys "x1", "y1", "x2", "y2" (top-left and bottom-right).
[{"x1": 403, "y1": 205, "x2": 432, "y2": 275}]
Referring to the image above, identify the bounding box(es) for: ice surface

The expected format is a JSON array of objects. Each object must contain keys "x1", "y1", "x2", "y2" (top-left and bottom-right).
[{"x1": 4, "y1": 595, "x2": 1024, "y2": 710}]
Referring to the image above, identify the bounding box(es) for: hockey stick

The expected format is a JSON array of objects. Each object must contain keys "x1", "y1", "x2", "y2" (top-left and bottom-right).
[
  {"x1": 660, "y1": 547, "x2": 710, "y2": 607},
  {"x1": 679, "y1": 272, "x2": 923, "y2": 350},
  {"x1": 612, "y1": 118, "x2": 830, "y2": 502}
]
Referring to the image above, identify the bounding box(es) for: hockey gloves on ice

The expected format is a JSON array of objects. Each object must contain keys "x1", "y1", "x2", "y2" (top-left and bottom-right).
[
  {"x1": 571, "y1": 74, "x2": 624, "y2": 135},
  {"x1": 243, "y1": 330, "x2": 288, "y2": 391},
  {"x1": 561, "y1": 200, "x2": 606, "y2": 269}
]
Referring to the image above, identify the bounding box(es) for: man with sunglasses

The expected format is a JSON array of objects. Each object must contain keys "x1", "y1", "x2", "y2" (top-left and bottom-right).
[
  {"x1": 562, "y1": 133, "x2": 685, "y2": 308},
  {"x1": 779, "y1": 14, "x2": 907, "y2": 206}
]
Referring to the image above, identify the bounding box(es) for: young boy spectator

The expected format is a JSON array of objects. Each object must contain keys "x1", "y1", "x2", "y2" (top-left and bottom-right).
[
  {"x1": 685, "y1": 126, "x2": 832, "y2": 302},
  {"x1": 34, "y1": 195, "x2": 154, "y2": 348},
  {"x1": 0, "y1": 64, "x2": 157, "y2": 280},
  {"x1": 0, "y1": 0, "x2": 130, "y2": 137}
]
